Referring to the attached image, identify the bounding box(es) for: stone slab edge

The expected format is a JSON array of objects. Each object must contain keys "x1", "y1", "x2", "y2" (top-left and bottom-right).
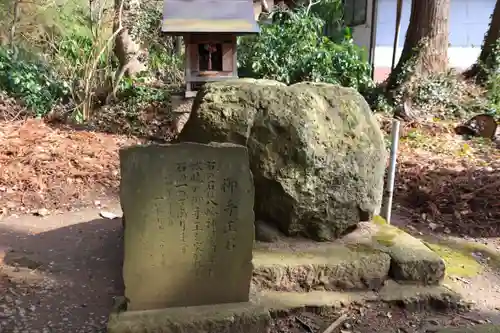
[
  {"x1": 107, "y1": 282, "x2": 463, "y2": 333},
  {"x1": 345, "y1": 222, "x2": 446, "y2": 285},
  {"x1": 107, "y1": 301, "x2": 271, "y2": 333},
  {"x1": 256, "y1": 281, "x2": 464, "y2": 312},
  {"x1": 378, "y1": 224, "x2": 446, "y2": 285}
]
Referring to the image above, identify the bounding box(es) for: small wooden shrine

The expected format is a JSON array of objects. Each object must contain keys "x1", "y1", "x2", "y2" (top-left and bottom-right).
[{"x1": 162, "y1": 0, "x2": 260, "y2": 98}]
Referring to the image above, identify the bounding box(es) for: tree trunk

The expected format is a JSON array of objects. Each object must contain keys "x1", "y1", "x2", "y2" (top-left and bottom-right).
[
  {"x1": 386, "y1": 0, "x2": 450, "y2": 92},
  {"x1": 113, "y1": 0, "x2": 147, "y2": 78},
  {"x1": 463, "y1": 0, "x2": 500, "y2": 83}
]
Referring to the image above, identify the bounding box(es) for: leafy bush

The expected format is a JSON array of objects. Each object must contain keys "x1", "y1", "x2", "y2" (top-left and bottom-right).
[
  {"x1": 0, "y1": 0, "x2": 183, "y2": 122},
  {"x1": 56, "y1": 34, "x2": 105, "y2": 69},
  {"x1": 308, "y1": 0, "x2": 344, "y2": 40},
  {"x1": 390, "y1": 71, "x2": 491, "y2": 120},
  {"x1": 363, "y1": 85, "x2": 394, "y2": 114},
  {"x1": 0, "y1": 47, "x2": 69, "y2": 116},
  {"x1": 130, "y1": 2, "x2": 184, "y2": 84},
  {"x1": 485, "y1": 73, "x2": 500, "y2": 116},
  {"x1": 148, "y1": 44, "x2": 184, "y2": 84},
  {"x1": 481, "y1": 42, "x2": 500, "y2": 116},
  {"x1": 54, "y1": 33, "x2": 114, "y2": 91},
  {"x1": 237, "y1": 7, "x2": 373, "y2": 91},
  {"x1": 118, "y1": 77, "x2": 172, "y2": 105}
]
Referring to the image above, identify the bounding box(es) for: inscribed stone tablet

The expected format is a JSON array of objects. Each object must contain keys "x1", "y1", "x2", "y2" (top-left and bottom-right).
[{"x1": 120, "y1": 142, "x2": 255, "y2": 311}]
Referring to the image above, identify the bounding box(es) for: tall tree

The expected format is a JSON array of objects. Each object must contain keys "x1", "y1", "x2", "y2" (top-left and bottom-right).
[
  {"x1": 464, "y1": 0, "x2": 500, "y2": 83},
  {"x1": 386, "y1": 0, "x2": 451, "y2": 93}
]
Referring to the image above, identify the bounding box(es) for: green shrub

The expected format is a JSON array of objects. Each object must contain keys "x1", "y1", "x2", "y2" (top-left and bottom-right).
[
  {"x1": 237, "y1": 7, "x2": 373, "y2": 92},
  {"x1": 118, "y1": 77, "x2": 171, "y2": 105},
  {"x1": 130, "y1": 1, "x2": 184, "y2": 84},
  {"x1": 148, "y1": 44, "x2": 184, "y2": 84},
  {"x1": 486, "y1": 73, "x2": 500, "y2": 116},
  {"x1": 482, "y1": 43, "x2": 500, "y2": 116},
  {"x1": 56, "y1": 34, "x2": 106, "y2": 69},
  {"x1": 0, "y1": 47, "x2": 70, "y2": 117}
]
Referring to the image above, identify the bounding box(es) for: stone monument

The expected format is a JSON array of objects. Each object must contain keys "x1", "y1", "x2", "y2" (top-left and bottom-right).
[{"x1": 119, "y1": 142, "x2": 255, "y2": 311}]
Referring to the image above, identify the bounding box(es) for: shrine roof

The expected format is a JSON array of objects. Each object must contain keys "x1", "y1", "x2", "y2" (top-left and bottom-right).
[{"x1": 162, "y1": 0, "x2": 260, "y2": 34}]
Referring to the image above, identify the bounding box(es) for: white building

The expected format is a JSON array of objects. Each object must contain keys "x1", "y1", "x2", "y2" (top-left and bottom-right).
[{"x1": 350, "y1": 0, "x2": 496, "y2": 81}]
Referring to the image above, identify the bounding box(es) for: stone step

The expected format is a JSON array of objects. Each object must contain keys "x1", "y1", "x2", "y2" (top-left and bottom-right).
[
  {"x1": 252, "y1": 221, "x2": 446, "y2": 292},
  {"x1": 252, "y1": 242, "x2": 391, "y2": 292},
  {"x1": 107, "y1": 281, "x2": 464, "y2": 333}
]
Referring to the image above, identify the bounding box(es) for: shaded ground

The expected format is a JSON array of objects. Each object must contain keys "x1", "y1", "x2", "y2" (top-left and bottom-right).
[
  {"x1": 0, "y1": 204, "x2": 123, "y2": 332},
  {"x1": 0, "y1": 206, "x2": 499, "y2": 332},
  {"x1": 391, "y1": 212, "x2": 500, "y2": 319}
]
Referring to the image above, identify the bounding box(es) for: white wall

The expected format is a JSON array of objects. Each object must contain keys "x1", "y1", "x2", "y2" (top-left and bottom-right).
[
  {"x1": 351, "y1": 0, "x2": 374, "y2": 55},
  {"x1": 353, "y1": 0, "x2": 496, "y2": 69}
]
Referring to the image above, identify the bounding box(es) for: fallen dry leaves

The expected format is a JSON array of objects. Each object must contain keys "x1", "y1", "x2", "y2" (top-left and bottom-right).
[
  {"x1": 0, "y1": 110, "x2": 498, "y2": 239},
  {"x1": 0, "y1": 91, "x2": 27, "y2": 122},
  {"x1": 0, "y1": 119, "x2": 141, "y2": 214},
  {"x1": 390, "y1": 118, "x2": 500, "y2": 237}
]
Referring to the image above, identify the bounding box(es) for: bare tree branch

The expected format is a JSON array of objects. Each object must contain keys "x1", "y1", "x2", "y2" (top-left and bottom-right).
[
  {"x1": 82, "y1": 0, "x2": 125, "y2": 119},
  {"x1": 306, "y1": 0, "x2": 321, "y2": 14},
  {"x1": 8, "y1": 0, "x2": 21, "y2": 47}
]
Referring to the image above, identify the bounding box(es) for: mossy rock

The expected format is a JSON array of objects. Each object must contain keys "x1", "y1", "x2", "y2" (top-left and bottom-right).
[
  {"x1": 372, "y1": 215, "x2": 389, "y2": 226},
  {"x1": 370, "y1": 223, "x2": 445, "y2": 284},
  {"x1": 178, "y1": 79, "x2": 387, "y2": 241}
]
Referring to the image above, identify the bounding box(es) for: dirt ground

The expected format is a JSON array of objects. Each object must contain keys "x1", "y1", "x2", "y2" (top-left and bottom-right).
[
  {"x1": 0, "y1": 205, "x2": 500, "y2": 332},
  {"x1": 273, "y1": 304, "x2": 492, "y2": 333},
  {"x1": 375, "y1": 116, "x2": 500, "y2": 239},
  {"x1": 0, "y1": 203, "x2": 123, "y2": 332},
  {"x1": 0, "y1": 118, "x2": 499, "y2": 332}
]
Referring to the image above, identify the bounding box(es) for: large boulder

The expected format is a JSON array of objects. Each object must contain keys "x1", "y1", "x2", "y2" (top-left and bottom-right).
[{"x1": 178, "y1": 79, "x2": 386, "y2": 241}]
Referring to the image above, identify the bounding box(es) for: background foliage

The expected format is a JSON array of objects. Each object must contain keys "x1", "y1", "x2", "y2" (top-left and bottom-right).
[
  {"x1": 0, "y1": 47, "x2": 70, "y2": 116},
  {"x1": 1, "y1": 0, "x2": 498, "y2": 123},
  {"x1": 238, "y1": 6, "x2": 373, "y2": 92}
]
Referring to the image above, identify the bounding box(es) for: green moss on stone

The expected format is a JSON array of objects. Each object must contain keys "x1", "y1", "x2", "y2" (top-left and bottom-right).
[
  {"x1": 441, "y1": 240, "x2": 500, "y2": 270},
  {"x1": 424, "y1": 242, "x2": 482, "y2": 277},
  {"x1": 345, "y1": 243, "x2": 381, "y2": 254},
  {"x1": 372, "y1": 215, "x2": 388, "y2": 226},
  {"x1": 372, "y1": 224, "x2": 405, "y2": 247}
]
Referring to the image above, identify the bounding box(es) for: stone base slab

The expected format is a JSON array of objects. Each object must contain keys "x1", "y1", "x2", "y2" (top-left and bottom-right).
[
  {"x1": 107, "y1": 301, "x2": 271, "y2": 333},
  {"x1": 107, "y1": 280, "x2": 464, "y2": 333},
  {"x1": 251, "y1": 220, "x2": 448, "y2": 292}
]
